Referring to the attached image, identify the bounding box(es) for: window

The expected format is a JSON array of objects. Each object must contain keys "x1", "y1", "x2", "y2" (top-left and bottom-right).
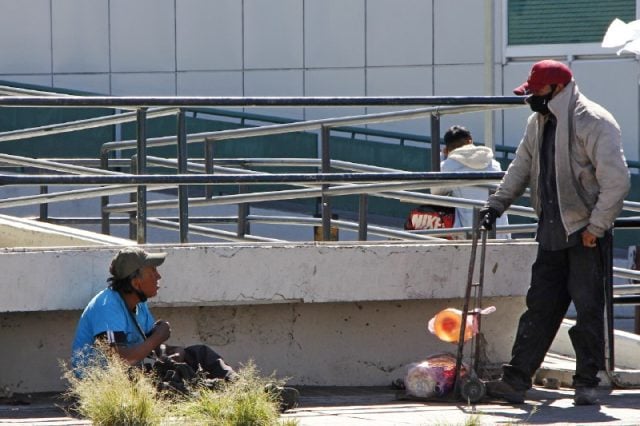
[{"x1": 505, "y1": 0, "x2": 637, "y2": 57}]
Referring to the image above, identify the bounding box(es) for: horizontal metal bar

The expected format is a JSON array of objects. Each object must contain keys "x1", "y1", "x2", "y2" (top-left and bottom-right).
[
  {"x1": 0, "y1": 184, "x2": 175, "y2": 209},
  {"x1": 0, "y1": 107, "x2": 178, "y2": 143},
  {"x1": 44, "y1": 216, "x2": 240, "y2": 225},
  {"x1": 0, "y1": 95, "x2": 527, "y2": 108},
  {"x1": 147, "y1": 218, "x2": 283, "y2": 243},
  {"x1": 0, "y1": 153, "x2": 123, "y2": 175},
  {"x1": 411, "y1": 223, "x2": 537, "y2": 236},
  {"x1": 102, "y1": 104, "x2": 523, "y2": 153},
  {"x1": 614, "y1": 217, "x2": 640, "y2": 228},
  {"x1": 613, "y1": 267, "x2": 640, "y2": 282},
  {"x1": 612, "y1": 296, "x2": 640, "y2": 305},
  {"x1": 613, "y1": 284, "x2": 640, "y2": 295},
  {"x1": 102, "y1": 180, "x2": 502, "y2": 214},
  {"x1": 621, "y1": 201, "x2": 640, "y2": 213},
  {"x1": 0, "y1": 171, "x2": 506, "y2": 186}
]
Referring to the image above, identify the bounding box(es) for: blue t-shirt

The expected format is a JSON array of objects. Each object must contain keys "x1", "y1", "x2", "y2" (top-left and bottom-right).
[{"x1": 71, "y1": 287, "x2": 155, "y2": 369}]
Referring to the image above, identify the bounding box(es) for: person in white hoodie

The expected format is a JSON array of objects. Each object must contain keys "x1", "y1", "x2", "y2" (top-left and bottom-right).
[{"x1": 431, "y1": 125, "x2": 509, "y2": 238}]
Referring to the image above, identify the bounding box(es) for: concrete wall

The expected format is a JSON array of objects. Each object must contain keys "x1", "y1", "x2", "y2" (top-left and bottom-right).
[
  {"x1": 0, "y1": 240, "x2": 537, "y2": 392},
  {"x1": 0, "y1": 1, "x2": 636, "y2": 160}
]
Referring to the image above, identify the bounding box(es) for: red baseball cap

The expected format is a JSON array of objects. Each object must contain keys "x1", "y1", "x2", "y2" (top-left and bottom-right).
[{"x1": 513, "y1": 60, "x2": 573, "y2": 95}]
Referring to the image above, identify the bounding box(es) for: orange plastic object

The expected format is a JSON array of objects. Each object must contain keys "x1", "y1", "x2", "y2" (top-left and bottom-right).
[{"x1": 428, "y1": 308, "x2": 474, "y2": 343}]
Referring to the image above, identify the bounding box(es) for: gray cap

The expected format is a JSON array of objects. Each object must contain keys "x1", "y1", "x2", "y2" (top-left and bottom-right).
[{"x1": 109, "y1": 246, "x2": 167, "y2": 279}]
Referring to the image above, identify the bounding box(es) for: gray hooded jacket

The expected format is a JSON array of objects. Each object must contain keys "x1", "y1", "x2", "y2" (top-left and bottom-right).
[{"x1": 487, "y1": 80, "x2": 630, "y2": 238}]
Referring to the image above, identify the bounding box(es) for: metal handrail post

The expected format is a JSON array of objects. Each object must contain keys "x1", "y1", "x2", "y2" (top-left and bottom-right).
[
  {"x1": 430, "y1": 113, "x2": 441, "y2": 171},
  {"x1": 358, "y1": 193, "x2": 368, "y2": 241},
  {"x1": 39, "y1": 183, "x2": 48, "y2": 221},
  {"x1": 321, "y1": 125, "x2": 332, "y2": 241},
  {"x1": 237, "y1": 184, "x2": 249, "y2": 237},
  {"x1": 129, "y1": 158, "x2": 138, "y2": 240},
  {"x1": 606, "y1": 230, "x2": 615, "y2": 372},
  {"x1": 205, "y1": 137, "x2": 214, "y2": 199},
  {"x1": 136, "y1": 108, "x2": 148, "y2": 244},
  {"x1": 100, "y1": 152, "x2": 110, "y2": 234},
  {"x1": 177, "y1": 109, "x2": 189, "y2": 243}
]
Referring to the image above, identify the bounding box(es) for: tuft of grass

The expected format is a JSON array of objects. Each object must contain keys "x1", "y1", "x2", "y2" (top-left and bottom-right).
[
  {"x1": 63, "y1": 344, "x2": 298, "y2": 425},
  {"x1": 172, "y1": 361, "x2": 286, "y2": 425},
  {"x1": 63, "y1": 346, "x2": 165, "y2": 425}
]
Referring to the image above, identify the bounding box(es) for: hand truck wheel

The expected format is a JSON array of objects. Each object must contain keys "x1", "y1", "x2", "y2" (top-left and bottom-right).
[{"x1": 460, "y1": 376, "x2": 486, "y2": 403}]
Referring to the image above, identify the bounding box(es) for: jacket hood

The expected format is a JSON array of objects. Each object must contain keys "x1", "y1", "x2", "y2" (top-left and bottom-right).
[{"x1": 447, "y1": 144, "x2": 495, "y2": 169}]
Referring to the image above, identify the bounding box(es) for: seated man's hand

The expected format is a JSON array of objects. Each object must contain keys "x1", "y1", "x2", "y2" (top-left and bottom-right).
[
  {"x1": 165, "y1": 345, "x2": 186, "y2": 363},
  {"x1": 151, "y1": 320, "x2": 171, "y2": 342},
  {"x1": 478, "y1": 207, "x2": 499, "y2": 231}
]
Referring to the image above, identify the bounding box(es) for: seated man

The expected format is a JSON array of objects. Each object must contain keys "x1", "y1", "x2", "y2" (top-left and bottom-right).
[
  {"x1": 431, "y1": 125, "x2": 509, "y2": 238},
  {"x1": 71, "y1": 246, "x2": 237, "y2": 382},
  {"x1": 71, "y1": 246, "x2": 299, "y2": 410}
]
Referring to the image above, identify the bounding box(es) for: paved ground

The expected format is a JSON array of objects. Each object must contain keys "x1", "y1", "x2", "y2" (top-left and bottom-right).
[
  {"x1": 281, "y1": 386, "x2": 640, "y2": 425},
  {"x1": 3, "y1": 385, "x2": 640, "y2": 425}
]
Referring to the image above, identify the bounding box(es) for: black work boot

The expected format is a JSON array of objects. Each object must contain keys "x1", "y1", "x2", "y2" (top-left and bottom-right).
[
  {"x1": 265, "y1": 383, "x2": 300, "y2": 412},
  {"x1": 574, "y1": 386, "x2": 599, "y2": 406},
  {"x1": 485, "y1": 379, "x2": 526, "y2": 404}
]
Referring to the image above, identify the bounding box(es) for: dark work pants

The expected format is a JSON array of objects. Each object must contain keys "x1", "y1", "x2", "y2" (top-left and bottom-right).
[
  {"x1": 183, "y1": 344, "x2": 237, "y2": 380},
  {"x1": 502, "y1": 235, "x2": 608, "y2": 390}
]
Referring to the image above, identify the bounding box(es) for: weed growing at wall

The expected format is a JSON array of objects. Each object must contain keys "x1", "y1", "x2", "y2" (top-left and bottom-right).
[{"x1": 62, "y1": 345, "x2": 297, "y2": 425}]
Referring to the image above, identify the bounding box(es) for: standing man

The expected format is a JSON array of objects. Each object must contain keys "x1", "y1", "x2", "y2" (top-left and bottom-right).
[
  {"x1": 480, "y1": 60, "x2": 630, "y2": 405},
  {"x1": 431, "y1": 125, "x2": 509, "y2": 238}
]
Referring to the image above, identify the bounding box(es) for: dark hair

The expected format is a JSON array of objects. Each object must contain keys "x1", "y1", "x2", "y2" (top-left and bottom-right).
[
  {"x1": 443, "y1": 125, "x2": 472, "y2": 151},
  {"x1": 108, "y1": 269, "x2": 140, "y2": 294}
]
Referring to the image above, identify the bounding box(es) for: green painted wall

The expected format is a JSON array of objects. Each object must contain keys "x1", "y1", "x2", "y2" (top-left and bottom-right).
[{"x1": 508, "y1": 0, "x2": 635, "y2": 45}]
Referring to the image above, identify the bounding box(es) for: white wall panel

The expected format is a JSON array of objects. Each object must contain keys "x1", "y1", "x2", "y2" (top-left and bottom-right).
[
  {"x1": 53, "y1": 74, "x2": 110, "y2": 95},
  {"x1": 176, "y1": 0, "x2": 242, "y2": 71},
  {"x1": 366, "y1": 66, "x2": 432, "y2": 135},
  {"x1": 111, "y1": 72, "x2": 176, "y2": 95},
  {"x1": 244, "y1": 0, "x2": 303, "y2": 69},
  {"x1": 434, "y1": 0, "x2": 484, "y2": 65},
  {"x1": 110, "y1": 0, "x2": 176, "y2": 72},
  {"x1": 0, "y1": 0, "x2": 51, "y2": 74},
  {"x1": 572, "y1": 60, "x2": 639, "y2": 162},
  {"x1": 52, "y1": 0, "x2": 109, "y2": 73},
  {"x1": 502, "y1": 62, "x2": 535, "y2": 148},
  {"x1": 177, "y1": 71, "x2": 243, "y2": 96},
  {"x1": 244, "y1": 70, "x2": 303, "y2": 119},
  {"x1": 0, "y1": 75, "x2": 52, "y2": 87},
  {"x1": 367, "y1": 0, "x2": 432, "y2": 66},
  {"x1": 305, "y1": 68, "x2": 365, "y2": 120},
  {"x1": 304, "y1": 0, "x2": 364, "y2": 68},
  {"x1": 435, "y1": 64, "x2": 488, "y2": 143}
]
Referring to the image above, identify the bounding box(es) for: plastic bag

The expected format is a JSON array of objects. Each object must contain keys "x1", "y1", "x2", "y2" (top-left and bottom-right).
[{"x1": 404, "y1": 353, "x2": 467, "y2": 398}]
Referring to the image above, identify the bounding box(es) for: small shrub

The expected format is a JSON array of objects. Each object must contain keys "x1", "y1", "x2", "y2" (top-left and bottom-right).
[
  {"x1": 173, "y1": 361, "x2": 285, "y2": 425},
  {"x1": 63, "y1": 346, "x2": 165, "y2": 425},
  {"x1": 63, "y1": 345, "x2": 297, "y2": 425}
]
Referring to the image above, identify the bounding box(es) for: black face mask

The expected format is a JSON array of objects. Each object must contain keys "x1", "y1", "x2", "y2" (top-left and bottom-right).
[{"x1": 526, "y1": 85, "x2": 556, "y2": 115}]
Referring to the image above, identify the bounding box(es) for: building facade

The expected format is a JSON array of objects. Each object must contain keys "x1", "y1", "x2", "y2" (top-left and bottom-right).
[{"x1": 0, "y1": 0, "x2": 637, "y2": 160}]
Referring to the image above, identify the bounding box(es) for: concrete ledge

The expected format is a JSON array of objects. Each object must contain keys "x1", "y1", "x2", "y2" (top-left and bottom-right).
[
  {"x1": 537, "y1": 320, "x2": 640, "y2": 388},
  {"x1": 550, "y1": 319, "x2": 640, "y2": 370},
  {"x1": 0, "y1": 240, "x2": 538, "y2": 392},
  {"x1": 0, "y1": 241, "x2": 537, "y2": 312}
]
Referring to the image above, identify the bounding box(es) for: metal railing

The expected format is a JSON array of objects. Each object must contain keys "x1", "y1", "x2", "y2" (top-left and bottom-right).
[{"x1": 0, "y1": 89, "x2": 639, "y2": 298}]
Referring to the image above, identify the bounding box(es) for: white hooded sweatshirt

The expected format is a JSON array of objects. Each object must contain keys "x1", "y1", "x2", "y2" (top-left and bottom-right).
[{"x1": 431, "y1": 144, "x2": 509, "y2": 237}]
